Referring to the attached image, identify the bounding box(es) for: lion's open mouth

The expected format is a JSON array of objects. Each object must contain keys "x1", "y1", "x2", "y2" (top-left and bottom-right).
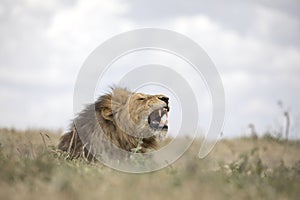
[{"x1": 148, "y1": 107, "x2": 169, "y2": 130}]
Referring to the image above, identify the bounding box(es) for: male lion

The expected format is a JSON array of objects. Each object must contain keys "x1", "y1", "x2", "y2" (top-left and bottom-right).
[{"x1": 58, "y1": 87, "x2": 169, "y2": 160}]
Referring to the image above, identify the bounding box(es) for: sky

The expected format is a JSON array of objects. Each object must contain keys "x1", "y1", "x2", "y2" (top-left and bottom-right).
[{"x1": 0, "y1": 0, "x2": 299, "y2": 138}]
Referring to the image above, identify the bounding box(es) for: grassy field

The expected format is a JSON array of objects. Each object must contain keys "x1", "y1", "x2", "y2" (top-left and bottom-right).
[{"x1": 0, "y1": 128, "x2": 299, "y2": 200}]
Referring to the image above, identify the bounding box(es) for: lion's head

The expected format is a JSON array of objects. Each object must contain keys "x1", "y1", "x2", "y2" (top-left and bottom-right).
[{"x1": 96, "y1": 88, "x2": 170, "y2": 140}]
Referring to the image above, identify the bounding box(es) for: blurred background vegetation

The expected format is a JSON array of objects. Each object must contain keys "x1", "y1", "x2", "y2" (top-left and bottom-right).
[{"x1": 0, "y1": 128, "x2": 299, "y2": 200}]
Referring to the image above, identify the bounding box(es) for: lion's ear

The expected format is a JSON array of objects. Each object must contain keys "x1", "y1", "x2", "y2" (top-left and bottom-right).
[
  {"x1": 101, "y1": 108, "x2": 113, "y2": 121},
  {"x1": 95, "y1": 93, "x2": 114, "y2": 121}
]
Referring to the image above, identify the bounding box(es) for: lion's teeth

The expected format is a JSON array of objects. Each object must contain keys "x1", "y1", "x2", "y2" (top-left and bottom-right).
[
  {"x1": 160, "y1": 115, "x2": 166, "y2": 122},
  {"x1": 158, "y1": 109, "x2": 161, "y2": 117}
]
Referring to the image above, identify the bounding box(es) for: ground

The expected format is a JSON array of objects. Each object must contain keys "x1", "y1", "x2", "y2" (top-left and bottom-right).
[{"x1": 0, "y1": 128, "x2": 299, "y2": 200}]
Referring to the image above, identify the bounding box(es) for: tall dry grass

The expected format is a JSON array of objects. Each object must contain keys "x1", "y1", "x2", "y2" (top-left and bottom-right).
[{"x1": 0, "y1": 128, "x2": 299, "y2": 200}]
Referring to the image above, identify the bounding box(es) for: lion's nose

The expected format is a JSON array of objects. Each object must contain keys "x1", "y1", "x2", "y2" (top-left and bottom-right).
[{"x1": 158, "y1": 96, "x2": 169, "y2": 105}]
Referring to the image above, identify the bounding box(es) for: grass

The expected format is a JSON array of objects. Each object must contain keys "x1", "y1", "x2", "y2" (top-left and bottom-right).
[{"x1": 0, "y1": 128, "x2": 299, "y2": 200}]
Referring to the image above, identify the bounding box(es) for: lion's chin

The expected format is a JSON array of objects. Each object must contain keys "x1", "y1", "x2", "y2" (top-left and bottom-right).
[{"x1": 148, "y1": 107, "x2": 169, "y2": 131}]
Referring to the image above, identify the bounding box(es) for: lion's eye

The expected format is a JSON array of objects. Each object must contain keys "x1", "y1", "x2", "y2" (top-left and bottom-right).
[{"x1": 137, "y1": 97, "x2": 145, "y2": 100}]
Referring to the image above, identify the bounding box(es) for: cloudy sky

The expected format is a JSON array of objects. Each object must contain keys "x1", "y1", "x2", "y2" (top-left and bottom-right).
[{"x1": 0, "y1": 0, "x2": 299, "y2": 138}]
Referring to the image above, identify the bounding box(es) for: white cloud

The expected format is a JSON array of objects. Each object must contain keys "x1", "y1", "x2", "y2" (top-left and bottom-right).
[
  {"x1": 0, "y1": 0, "x2": 299, "y2": 138},
  {"x1": 46, "y1": 0, "x2": 133, "y2": 49},
  {"x1": 160, "y1": 14, "x2": 300, "y2": 137},
  {"x1": 253, "y1": 4, "x2": 300, "y2": 45},
  {"x1": 0, "y1": 0, "x2": 135, "y2": 129}
]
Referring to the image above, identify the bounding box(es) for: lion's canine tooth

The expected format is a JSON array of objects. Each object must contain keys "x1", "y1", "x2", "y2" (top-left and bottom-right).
[{"x1": 158, "y1": 109, "x2": 161, "y2": 117}]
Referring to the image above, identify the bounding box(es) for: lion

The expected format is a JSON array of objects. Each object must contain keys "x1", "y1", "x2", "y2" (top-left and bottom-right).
[{"x1": 58, "y1": 87, "x2": 170, "y2": 161}]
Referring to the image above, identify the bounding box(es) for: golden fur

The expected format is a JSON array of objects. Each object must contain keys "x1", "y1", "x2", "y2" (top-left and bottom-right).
[{"x1": 58, "y1": 87, "x2": 169, "y2": 160}]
